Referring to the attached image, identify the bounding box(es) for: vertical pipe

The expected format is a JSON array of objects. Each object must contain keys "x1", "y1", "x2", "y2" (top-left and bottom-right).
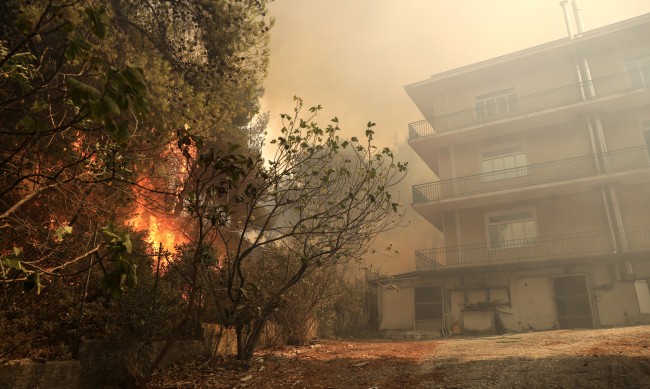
[
  {"x1": 601, "y1": 188, "x2": 618, "y2": 253},
  {"x1": 575, "y1": 61, "x2": 586, "y2": 100},
  {"x1": 455, "y1": 210, "x2": 462, "y2": 266},
  {"x1": 586, "y1": 116, "x2": 601, "y2": 172},
  {"x1": 608, "y1": 187, "x2": 629, "y2": 251},
  {"x1": 560, "y1": 1, "x2": 574, "y2": 39},
  {"x1": 572, "y1": 0, "x2": 585, "y2": 34},
  {"x1": 592, "y1": 114, "x2": 607, "y2": 151},
  {"x1": 582, "y1": 58, "x2": 596, "y2": 98}
]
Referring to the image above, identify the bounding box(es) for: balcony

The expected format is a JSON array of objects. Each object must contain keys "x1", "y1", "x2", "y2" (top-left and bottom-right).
[
  {"x1": 415, "y1": 225, "x2": 650, "y2": 271},
  {"x1": 408, "y1": 66, "x2": 650, "y2": 139},
  {"x1": 413, "y1": 146, "x2": 650, "y2": 205}
]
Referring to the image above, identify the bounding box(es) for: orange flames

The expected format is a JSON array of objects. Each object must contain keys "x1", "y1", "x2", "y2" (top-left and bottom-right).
[{"x1": 128, "y1": 204, "x2": 186, "y2": 252}]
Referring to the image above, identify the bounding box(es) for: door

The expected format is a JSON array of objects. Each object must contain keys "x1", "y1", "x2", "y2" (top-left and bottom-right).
[{"x1": 553, "y1": 275, "x2": 594, "y2": 329}]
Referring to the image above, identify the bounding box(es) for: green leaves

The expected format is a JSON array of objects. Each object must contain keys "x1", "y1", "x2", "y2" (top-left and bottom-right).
[
  {"x1": 54, "y1": 225, "x2": 73, "y2": 243},
  {"x1": 1, "y1": 247, "x2": 41, "y2": 295},
  {"x1": 1, "y1": 247, "x2": 24, "y2": 272},
  {"x1": 85, "y1": 6, "x2": 109, "y2": 39},
  {"x1": 66, "y1": 77, "x2": 101, "y2": 105}
]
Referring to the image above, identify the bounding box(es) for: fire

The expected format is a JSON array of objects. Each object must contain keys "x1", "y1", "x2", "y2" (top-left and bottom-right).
[
  {"x1": 128, "y1": 204, "x2": 186, "y2": 252},
  {"x1": 125, "y1": 139, "x2": 195, "y2": 253}
]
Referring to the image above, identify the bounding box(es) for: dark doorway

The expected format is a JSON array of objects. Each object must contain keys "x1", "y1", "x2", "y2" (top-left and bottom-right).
[{"x1": 553, "y1": 275, "x2": 594, "y2": 329}]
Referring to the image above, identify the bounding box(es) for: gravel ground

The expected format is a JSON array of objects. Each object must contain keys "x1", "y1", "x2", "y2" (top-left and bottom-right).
[{"x1": 151, "y1": 325, "x2": 650, "y2": 388}]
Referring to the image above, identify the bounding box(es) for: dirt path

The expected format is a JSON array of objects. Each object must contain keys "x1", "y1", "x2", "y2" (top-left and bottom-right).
[
  {"x1": 152, "y1": 326, "x2": 650, "y2": 388},
  {"x1": 421, "y1": 327, "x2": 650, "y2": 388}
]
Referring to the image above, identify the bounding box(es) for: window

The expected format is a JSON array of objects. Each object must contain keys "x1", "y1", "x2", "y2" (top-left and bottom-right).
[
  {"x1": 475, "y1": 89, "x2": 519, "y2": 120},
  {"x1": 487, "y1": 209, "x2": 537, "y2": 249},
  {"x1": 481, "y1": 144, "x2": 528, "y2": 181},
  {"x1": 626, "y1": 55, "x2": 650, "y2": 88},
  {"x1": 414, "y1": 286, "x2": 443, "y2": 321}
]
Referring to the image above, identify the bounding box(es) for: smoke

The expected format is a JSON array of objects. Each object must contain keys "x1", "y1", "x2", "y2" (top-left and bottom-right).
[{"x1": 261, "y1": 0, "x2": 650, "y2": 275}]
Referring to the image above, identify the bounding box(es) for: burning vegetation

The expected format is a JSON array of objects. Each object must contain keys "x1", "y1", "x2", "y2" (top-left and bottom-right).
[{"x1": 0, "y1": 2, "x2": 407, "y2": 386}]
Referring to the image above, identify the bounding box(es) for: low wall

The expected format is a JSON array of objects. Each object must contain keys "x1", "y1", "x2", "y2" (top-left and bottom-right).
[
  {"x1": 1, "y1": 321, "x2": 305, "y2": 388},
  {"x1": 0, "y1": 360, "x2": 80, "y2": 389}
]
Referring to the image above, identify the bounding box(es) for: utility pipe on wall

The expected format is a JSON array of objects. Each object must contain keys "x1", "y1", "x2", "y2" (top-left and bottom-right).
[
  {"x1": 559, "y1": 1, "x2": 574, "y2": 39},
  {"x1": 572, "y1": 0, "x2": 585, "y2": 34}
]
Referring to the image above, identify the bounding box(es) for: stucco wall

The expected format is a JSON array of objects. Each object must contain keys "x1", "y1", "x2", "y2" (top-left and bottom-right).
[
  {"x1": 445, "y1": 191, "x2": 609, "y2": 247},
  {"x1": 379, "y1": 287, "x2": 414, "y2": 331}
]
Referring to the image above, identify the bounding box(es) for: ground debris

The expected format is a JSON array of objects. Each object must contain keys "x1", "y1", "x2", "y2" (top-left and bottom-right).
[{"x1": 150, "y1": 326, "x2": 650, "y2": 388}]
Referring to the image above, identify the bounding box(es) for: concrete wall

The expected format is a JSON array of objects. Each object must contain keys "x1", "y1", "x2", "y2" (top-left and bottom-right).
[
  {"x1": 444, "y1": 191, "x2": 610, "y2": 247},
  {"x1": 0, "y1": 361, "x2": 80, "y2": 389},
  {"x1": 447, "y1": 121, "x2": 592, "y2": 180},
  {"x1": 379, "y1": 262, "x2": 650, "y2": 336},
  {"x1": 379, "y1": 287, "x2": 414, "y2": 331}
]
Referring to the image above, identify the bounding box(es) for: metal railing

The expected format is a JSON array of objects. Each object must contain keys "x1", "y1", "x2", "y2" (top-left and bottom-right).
[
  {"x1": 408, "y1": 66, "x2": 650, "y2": 138},
  {"x1": 415, "y1": 225, "x2": 650, "y2": 271},
  {"x1": 413, "y1": 146, "x2": 650, "y2": 204}
]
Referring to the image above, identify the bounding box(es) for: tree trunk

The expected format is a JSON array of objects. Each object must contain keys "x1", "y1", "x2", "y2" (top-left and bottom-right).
[{"x1": 235, "y1": 317, "x2": 267, "y2": 363}]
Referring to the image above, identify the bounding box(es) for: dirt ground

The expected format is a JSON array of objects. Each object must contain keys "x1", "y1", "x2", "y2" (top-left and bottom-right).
[{"x1": 151, "y1": 326, "x2": 650, "y2": 388}]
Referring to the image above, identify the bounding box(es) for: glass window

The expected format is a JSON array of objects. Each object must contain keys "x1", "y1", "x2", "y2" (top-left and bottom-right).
[
  {"x1": 481, "y1": 145, "x2": 528, "y2": 181},
  {"x1": 475, "y1": 89, "x2": 519, "y2": 120},
  {"x1": 487, "y1": 210, "x2": 537, "y2": 249}
]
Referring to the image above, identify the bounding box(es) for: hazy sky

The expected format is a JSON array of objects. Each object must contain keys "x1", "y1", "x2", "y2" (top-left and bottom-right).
[{"x1": 260, "y1": 0, "x2": 650, "y2": 275}]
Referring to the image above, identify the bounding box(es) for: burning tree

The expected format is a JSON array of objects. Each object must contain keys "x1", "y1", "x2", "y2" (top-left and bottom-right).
[
  {"x1": 176, "y1": 98, "x2": 408, "y2": 362},
  {"x1": 0, "y1": 0, "x2": 271, "y2": 365}
]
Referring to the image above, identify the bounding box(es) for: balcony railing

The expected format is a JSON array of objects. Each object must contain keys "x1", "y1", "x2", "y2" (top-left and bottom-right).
[
  {"x1": 413, "y1": 146, "x2": 650, "y2": 204},
  {"x1": 408, "y1": 66, "x2": 650, "y2": 138},
  {"x1": 415, "y1": 225, "x2": 650, "y2": 271}
]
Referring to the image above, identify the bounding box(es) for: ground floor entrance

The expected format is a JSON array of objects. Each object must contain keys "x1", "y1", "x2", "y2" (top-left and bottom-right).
[{"x1": 553, "y1": 275, "x2": 594, "y2": 329}]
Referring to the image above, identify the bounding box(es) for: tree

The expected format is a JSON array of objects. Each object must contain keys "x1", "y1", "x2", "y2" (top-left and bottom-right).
[
  {"x1": 0, "y1": 0, "x2": 270, "y2": 290},
  {"x1": 0, "y1": 0, "x2": 150, "y2": 298},
  {"x1": 178, "y1": 98, "x2": 408, "y2": 362},
  {"x1": 0, "y1": 0, "x2": 271, "y2": 365}
]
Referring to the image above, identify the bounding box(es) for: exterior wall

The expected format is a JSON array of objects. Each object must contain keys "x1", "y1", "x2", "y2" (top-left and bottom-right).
[
  {"x1": 379, "y1": 286, "x2": 414, "y2": 331},
  {"x1": 616, "y1": 184, "x2": 650, "y2": 227},
  {"x1": 445, "y1": 191, "x2": 609, "y2": 247},
  {"x1": 427, "y1": 56, "x2": 577, "y2": 120},
  {"x1": 400, "y1": 15, "x2": 650, "y2": 337},
  {"x1": 446, "y1": 122, "x2": 592, "y2": 180},
  {"x1": 601, "y1": 107, "x2": 650, "y2": 150},
  {"x1": 379, "y1": 262, "x2": 650, "y2": 336}
]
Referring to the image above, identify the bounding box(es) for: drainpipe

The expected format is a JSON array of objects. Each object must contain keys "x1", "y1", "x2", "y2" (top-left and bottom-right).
[
  {"x1": 601, "y1": 188, "x2": 618, "y2": 254},
  {"x1": 592, "y1": 114, "x2": 610, "y2": 171},
  {"x1": 560, "y1": 1, "x2": 574, "y2": 39},
  {"x1": 591, "y1": 115, "x2": 628, "y2": 251},
  {"x1": 561, "y1": 1, "x2": 587, "y2": 101},
  {"x1": 572, "y1": 0, "x2": 585, "y2": 35},
  {"x1": 608, "y1": 187, "x2": 629, "y2": 251},
  {"x1": 569, "y1": 0, "x2": 595, "y2": 99},
  {"x1": 586, "y1": 117, "x2": 601, "y2": 172},
  {"x1": 575, "y1": 62, "x2": 587, "y2": 101},
  {"x1": 582, "y1": 58, "x2": 596, "y2": 98}
]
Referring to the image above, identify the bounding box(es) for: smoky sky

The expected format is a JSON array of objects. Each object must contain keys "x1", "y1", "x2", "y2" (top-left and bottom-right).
[{"x1": 261, "y1": 0, "x2": 650, "y2": 275}]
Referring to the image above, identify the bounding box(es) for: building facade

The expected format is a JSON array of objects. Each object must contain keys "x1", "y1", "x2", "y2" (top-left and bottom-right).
[{"x1": 379, "y1": 12, "x2": 650, "y2": 336}]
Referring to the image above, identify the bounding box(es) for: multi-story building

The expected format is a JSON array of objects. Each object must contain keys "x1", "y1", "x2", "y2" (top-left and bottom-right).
[{"x1": 378, "y1": 9, "x2": 650, "y2": 336}]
